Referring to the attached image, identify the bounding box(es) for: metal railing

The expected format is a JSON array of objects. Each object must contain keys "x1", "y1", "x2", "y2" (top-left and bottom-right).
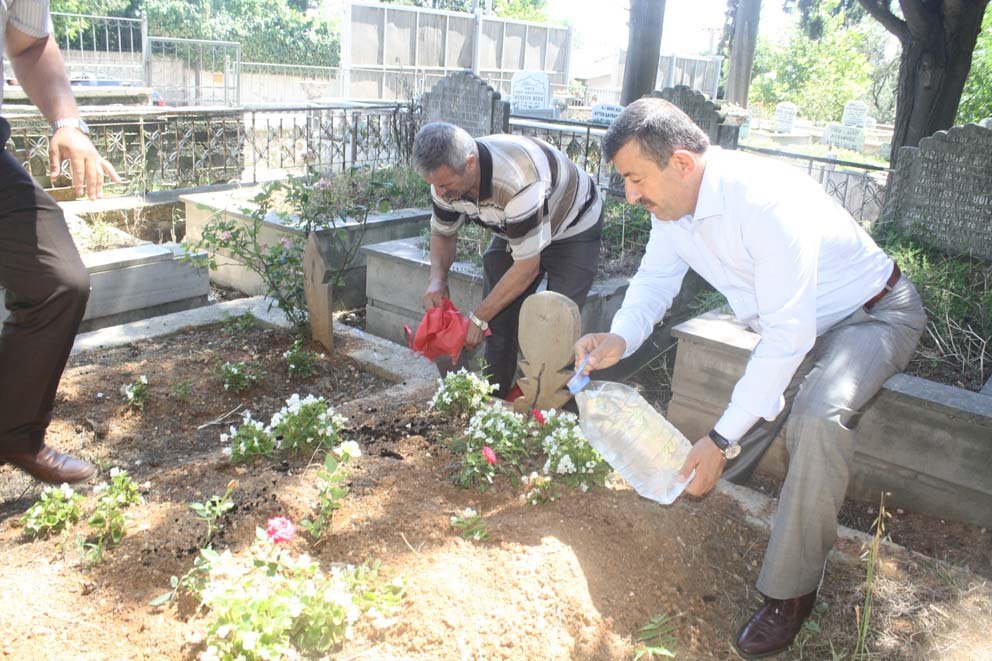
[
  {"x1": 3, "y1": 103, "x2": 419, "y2": 196},
  {"x1": 49, "y1": 12, "x2": 145, "y2": 84},
  {"x1": 147, "y1": 37, "x2": 242, "y2": 107},
  {"x1": 739, "y1": 145, "x2": 890, "y2": 224}
]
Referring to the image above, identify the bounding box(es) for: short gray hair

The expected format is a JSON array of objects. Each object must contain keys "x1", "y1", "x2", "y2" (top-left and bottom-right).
[
  {"x1": 412, "y1": 122, "x2": 478, "y2": 176},
  {"x1": 602, "y1": 98, "x2": 709, "y2": 166}
]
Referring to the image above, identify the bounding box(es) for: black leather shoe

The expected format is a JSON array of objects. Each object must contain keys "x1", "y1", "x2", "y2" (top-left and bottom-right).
[
  {"x1": 733, "y1": 590, "x2": 818, "y2": 659},
  {"x1": 0, "y1": 445, "x2": 97, "y2": 484}
]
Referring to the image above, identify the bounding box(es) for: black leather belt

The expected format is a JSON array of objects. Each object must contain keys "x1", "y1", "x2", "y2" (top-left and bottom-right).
[{"x1": 864, "y1": 262, "x2": 901, "y2": 311}]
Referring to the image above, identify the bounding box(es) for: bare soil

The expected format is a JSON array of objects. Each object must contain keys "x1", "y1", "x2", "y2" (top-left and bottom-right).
[{"x1": 1, "y1": 322, "x2": 990, "y2": 660}]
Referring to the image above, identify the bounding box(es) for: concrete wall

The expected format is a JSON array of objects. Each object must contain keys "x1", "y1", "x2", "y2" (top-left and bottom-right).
[
  {"x1": 183, "y1": 190, "x2": 431, "y2": 310},
  {"x1": 1, "y1": 243, "x2": 209, "y2": 333},
  {"x1": 362, "y1": 236, "x2": 711, "y2": 382},
  {"x1": 667, "y1": 311, "x2": 992, "y2": 528}
]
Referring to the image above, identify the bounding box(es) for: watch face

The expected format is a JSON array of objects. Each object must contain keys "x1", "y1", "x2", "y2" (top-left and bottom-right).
[{"x1": 725, "y1": 444, "x2": 742, "y2": 460}]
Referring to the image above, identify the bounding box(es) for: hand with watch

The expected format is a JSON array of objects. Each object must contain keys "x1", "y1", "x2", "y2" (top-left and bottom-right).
[
  {"x1": 49, "y1": 117, "x2": 121, "y2": 199},
  {"x1": 465, "y1": 310, "x2": 491, "y2": 350},
  {"x1": 675, "y1": 427, "x2": 741, "y2": 497}
]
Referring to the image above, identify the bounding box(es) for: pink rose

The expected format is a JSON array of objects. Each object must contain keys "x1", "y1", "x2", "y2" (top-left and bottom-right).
[
  {"x1": 482, "y1": 446, "x2": 498, "y2": 466},
  {"x1": 266, "y1": 516, "x2": 296, "y2": 544},
  {"x1": 532, "y1": 409, "x2": 546, "y2": 425}
]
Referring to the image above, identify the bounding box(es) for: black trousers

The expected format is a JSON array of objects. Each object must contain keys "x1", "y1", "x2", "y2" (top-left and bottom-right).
[
  {"x1": 482, "y1": 218, "x2": 602, "y2": 399},
  {"x1": 0, "y1": 117, "x2": 90, "y2": 454}
]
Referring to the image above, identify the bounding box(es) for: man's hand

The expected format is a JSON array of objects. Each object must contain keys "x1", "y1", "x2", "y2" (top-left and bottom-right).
[
  {"x1": 423, "y1": 278, "x2": 450, "y2": 310},
  {"x1": 49, "y1": 127, "x2": 120, "y2": 200},
  {"x1": 465, "y1": 320, "x2": 486, "y2": 350},
  {"x1": 574, "y1": 333, "x2": 627, "y2": 373},
  {"x1": 677, "y1": 435, "x2": 727, "y2": 497}
]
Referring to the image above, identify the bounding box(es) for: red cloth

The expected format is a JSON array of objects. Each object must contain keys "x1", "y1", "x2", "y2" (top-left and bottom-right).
[{"x1": 404, "y1": 299, "x2": 471, "y2": 363}]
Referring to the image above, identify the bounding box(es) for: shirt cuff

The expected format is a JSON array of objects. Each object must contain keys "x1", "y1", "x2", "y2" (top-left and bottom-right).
[
  {"x1": 608, "y1": 317, "x2": 641, "y2": 359},
  {"x1": 713, "y1": 403, "x2": 760, "y2": 443}
]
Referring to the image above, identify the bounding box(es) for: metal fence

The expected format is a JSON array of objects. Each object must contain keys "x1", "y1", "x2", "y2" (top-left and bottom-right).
[
  {"x1": 3, "y1": 103, "x2": 418, "y2": 196},
  {"x1": 147, "y1": 37, "x2": 242, "y2": 107},
  {"x1": 38, "y1": 12, "x2": 144, "y2": 83},
  {"x1": 738, "y1": 146, "x2": 890, "y2": 225}
]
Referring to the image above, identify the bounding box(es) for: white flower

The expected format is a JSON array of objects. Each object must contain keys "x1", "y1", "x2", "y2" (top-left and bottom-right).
[
  {"x1": 335, "y1": 441, "x2": 362, "y2": 458},
  {"x1": 139, "y1": 375, "x2": 147, "y2": 385},
  {"x1": 59, "y1": 483, "x2": 75, "y2": 499},
  {"x1": 109, "y1": 467, "x2": 122, "y2": 478},
  {"x1": 221, "y1": 447, "x2": 232, "y2": 457},
  {"x1": 240, "y1": 631, "x2": 259, "y2": 651}
]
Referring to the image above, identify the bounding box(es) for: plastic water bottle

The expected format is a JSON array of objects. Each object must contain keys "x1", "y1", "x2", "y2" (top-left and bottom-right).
[{"x1": 576, "y1": 381, "x2": 695, "y2": 505}]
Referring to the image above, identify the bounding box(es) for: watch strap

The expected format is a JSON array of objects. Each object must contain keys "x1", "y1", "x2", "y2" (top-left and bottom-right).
[
  {"x1": 709, "y1": 428, "x2": 732, "y2": 451},
  {"x1": 468, "y1": 311, "x2": 489, "y2": 332},
  {"x1": 52, "y1": 118, "x2": 89, "y2": 134}
]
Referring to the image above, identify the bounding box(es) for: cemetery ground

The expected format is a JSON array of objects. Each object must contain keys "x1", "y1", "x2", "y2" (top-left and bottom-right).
[{"x1": 1, "y1": 316, "x2": 991, "y2": 660}]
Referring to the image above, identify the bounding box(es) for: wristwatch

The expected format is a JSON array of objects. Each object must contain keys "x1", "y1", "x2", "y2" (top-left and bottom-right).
[
  {"x1": 52, "y1": 118, "x2": 90, "y2": 135},
  {"x1": 468, "y1": 311, "x2": 489, "y2": 332},
  {"x1": 709, "y1": 428, "x2": 741, "y2": 460}
]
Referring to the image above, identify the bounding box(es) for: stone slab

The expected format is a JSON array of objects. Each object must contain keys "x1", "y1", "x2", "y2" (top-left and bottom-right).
[{"x1": 668, "y1": 311, "x2": 992, "y2": 528}]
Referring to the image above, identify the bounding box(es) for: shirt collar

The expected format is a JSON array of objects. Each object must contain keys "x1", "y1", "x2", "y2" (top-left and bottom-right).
[
  {"x1": 476, "y1": 140, "x2": 493, "y2": 201},
  {"x1": 691, "y1": 147, "x2": 723, "y2": 222}
]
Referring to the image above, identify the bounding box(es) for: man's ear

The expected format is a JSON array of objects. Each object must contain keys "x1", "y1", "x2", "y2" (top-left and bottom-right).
[
  {"x1": 670, "y1": 150, "x2": 699, "y2": 179},
  {"x1": 463, "y1": 152, "x2": 478, "y2": 172}
]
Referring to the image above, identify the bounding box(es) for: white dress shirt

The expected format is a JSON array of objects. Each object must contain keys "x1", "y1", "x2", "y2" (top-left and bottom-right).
[
  {"x1": 610, "y1": 147, "x2": 894, "y2": 442},
  {"x1": 1, "y1": 1, "x2": 53, "y2": 110}
]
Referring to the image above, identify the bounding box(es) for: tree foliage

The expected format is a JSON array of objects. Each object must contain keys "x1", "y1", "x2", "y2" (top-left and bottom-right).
[
  {"x1": 957, "y1": 5, "x2": 992, "y2": 124},
  {"x1": 750, "y1": 11, "x2": 874, "y2": 122}
]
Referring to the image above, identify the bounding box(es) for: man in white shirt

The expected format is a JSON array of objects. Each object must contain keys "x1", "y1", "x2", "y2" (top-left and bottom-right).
[
  {"x1": 0, "y1": 1, "x2": 120, "y2": 484},
  {"x1": 575, "y1": 98, "x2": 926, "y2": 658}
]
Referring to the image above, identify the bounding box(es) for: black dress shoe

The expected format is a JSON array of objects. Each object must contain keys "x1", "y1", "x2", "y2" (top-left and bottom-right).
[
  {"x1": 734, "y1": 590, "x2": 818, "y2": 659},
  {"x1": 0, "y1": 445, "x2": 96, "y2": 484}
]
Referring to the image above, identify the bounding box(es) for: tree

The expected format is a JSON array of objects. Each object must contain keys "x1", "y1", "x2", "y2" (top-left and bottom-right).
[
  {"x1": 793, "y1": 0, "x2": 991, "y2": 158},
  {"x1": 139, "y1": 0, "x2": 340, "y2": 66},
  {"x1": 724, "y1": 0, "x2": 762, "y2": 106},
  {"x1": 621, "y1": 0, "x2": 666, "y2": 104},
  {"x1": 956, "y1": 4, "x2": 992, "y2": 124},
  {"x1": 749, "y1": 13, "x2": 873, "y2": 121}
]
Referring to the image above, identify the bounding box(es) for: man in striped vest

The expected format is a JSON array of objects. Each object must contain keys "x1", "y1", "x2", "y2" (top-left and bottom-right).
[{"x1": 413, "y1": 122, "x2": 603, "y2": 398}]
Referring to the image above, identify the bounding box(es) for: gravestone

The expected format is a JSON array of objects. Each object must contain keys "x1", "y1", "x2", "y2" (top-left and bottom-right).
[
  {"x1": 980, "y1": 117, "x2": 992, "y2": 130},
  {"x1": 774, "y1": 102, "x2": 797, "y2": 133},
  {"x1": 510, "y1": 71, "x2": 551, "y2": 113},
  {"x1": 420, "y1": 71, "x2": 510, "y2": 137},
  {"x1": 865, "y1": 116, "x2": 877, "y2": 130},
  {"x1": 822, "y1": 122, "x2": 865, "y2": 152},
  {"x1": 651, "y1": 85, "x2": 740, "y2": 149},
  {"x1": 514, "y1": 291, "x2": 581, "y2": 413},
  {"x1": 881, "y1": 124, "x2": 992, "y2": 260},
  {"x1": 842, "y1": 100, "x2": 869, "y2": 127},
  {"x1": 590, "y1": 103, "x2": 625, "y2": 126}
]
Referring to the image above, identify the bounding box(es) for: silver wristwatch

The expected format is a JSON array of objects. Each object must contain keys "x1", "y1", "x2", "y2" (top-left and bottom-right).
[
  {"x1": 468, "y1": 311, "x2": 489, "y2": 332},
  {"x1": 52, "y1": 118, "x2": 90, "y2": 135},
  {"x1": 709, "y1": 428, "x2": 741, "y2": 460}
]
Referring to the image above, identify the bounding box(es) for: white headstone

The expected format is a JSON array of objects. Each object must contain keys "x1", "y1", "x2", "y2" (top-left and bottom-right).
[
  {"x1": 590, "y1": 103, "x2": 625, "y2": 126},
  {"x1": 842, "y1": 100, "x2": 869, "y2": 127},
  {"x1": 822, "y1": 122, "x2": 865, "y2": 152},
  {"x1": 774, "y1": 102, "x2": 797, "y2": 134},
  {"x1": 864, "y1": 116, "x2": 877, "y2": 130},
  {"x1": 510, "y1": 71, "x2": 551, "y2": 113}
]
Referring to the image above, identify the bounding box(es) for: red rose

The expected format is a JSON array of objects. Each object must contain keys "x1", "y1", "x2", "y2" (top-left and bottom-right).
[
  {"x1": 482, "y1": 446, "x2": 498, "y2": 465},
  {"x1": 532, "y1": 409, "x2": 546, "y2": 425}
]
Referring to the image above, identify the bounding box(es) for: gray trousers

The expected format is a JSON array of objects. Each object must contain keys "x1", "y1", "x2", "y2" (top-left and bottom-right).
[
  {"x1": 0, "y1": 117, "x2": 91, "y2": 454},
  {"x1": 482, "y1": 219, "x2": 602, "y2": 399},
  {"x1": 722, "y1": 275, "x2": 927, "y2": 599}
]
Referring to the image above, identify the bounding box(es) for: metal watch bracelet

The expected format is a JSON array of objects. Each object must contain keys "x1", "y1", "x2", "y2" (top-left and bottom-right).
[{"x1": 468, "y1": 311, "x2": 488, "y2": 332}]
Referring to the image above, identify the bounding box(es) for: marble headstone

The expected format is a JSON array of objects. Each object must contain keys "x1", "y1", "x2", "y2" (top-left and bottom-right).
[
  {"x1": 510, "y1": 71, "x2": 551, "y2": 112},
  {"x1": 590, "y1": 103, "x2": 625, "y2": 126},
  {"x1": 842, "y1": 100, "x2": 869, "y2": 128},
  {"x1": 774, "y1": 102, "x2": 797, "y2": 134}
]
